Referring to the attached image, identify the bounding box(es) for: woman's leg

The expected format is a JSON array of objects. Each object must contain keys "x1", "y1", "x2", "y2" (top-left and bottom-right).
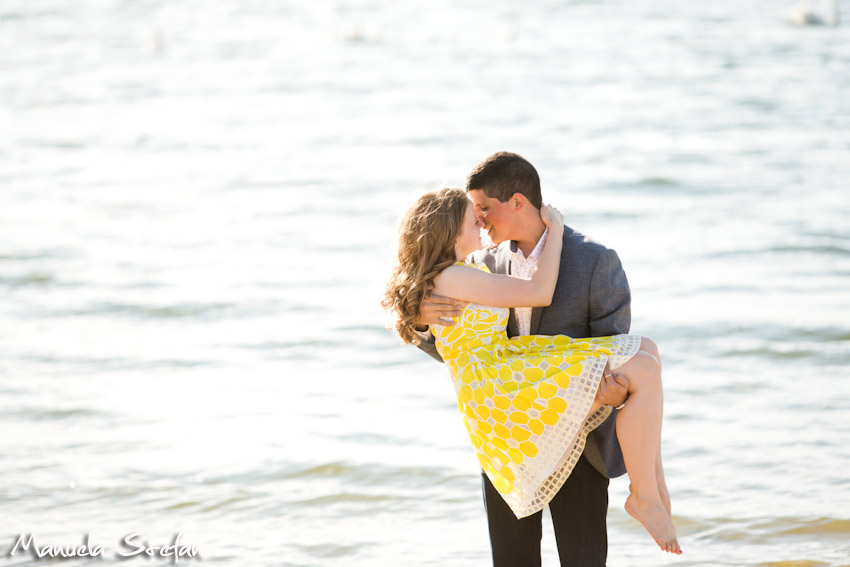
[
  {"x1": 603, "y1": 340, "x2": 680, "y2": 554},
  {"x1": 638, "y1": 338, "x2": 672, "y2": 515},
  {"x1": 634, "y1": 338, "x2": 672, "y2": 515},
  {"x1": 656, "y1": 444, "x2": 671, "y2": 515}
]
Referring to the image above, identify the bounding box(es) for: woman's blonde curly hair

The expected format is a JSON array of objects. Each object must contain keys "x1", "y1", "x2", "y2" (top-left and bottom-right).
[{"x1": 383, "y1": 188, "x2": 470, "y2": 344}]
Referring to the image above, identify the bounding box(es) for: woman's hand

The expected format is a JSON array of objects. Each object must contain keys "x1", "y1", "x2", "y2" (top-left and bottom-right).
[{"x1": 540, "y1": 204, "x2": 564, "y2": 228}]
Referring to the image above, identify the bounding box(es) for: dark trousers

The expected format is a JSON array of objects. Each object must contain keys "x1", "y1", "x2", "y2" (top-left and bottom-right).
[{"x1": 482, "y1": 455, "x2": 609, "y2": 567}]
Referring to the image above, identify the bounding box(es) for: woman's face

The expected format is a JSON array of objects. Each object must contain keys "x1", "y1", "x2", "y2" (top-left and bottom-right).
[{"x1": 455, "y1": 201, "x2": 484, "y2": 259}]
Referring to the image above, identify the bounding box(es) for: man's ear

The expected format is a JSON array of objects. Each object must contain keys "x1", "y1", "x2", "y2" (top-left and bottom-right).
[{"x1": 510, "y1": 192, "x2": 526, "y2": 210}]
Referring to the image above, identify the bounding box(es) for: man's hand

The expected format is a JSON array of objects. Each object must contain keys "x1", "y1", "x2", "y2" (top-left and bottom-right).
[
  {"x1": 595, "y1": 373, "x2": 630, "y2": 408},
  {"x1": 415, "y1": 293, "x2": 466, "y2": 329}
]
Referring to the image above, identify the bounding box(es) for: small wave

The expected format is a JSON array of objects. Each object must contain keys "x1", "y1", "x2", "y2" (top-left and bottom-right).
[
  {"x1": 281, "y1": 461, "x2": 447, "y2": 484},
  {"x1": 210, "y1": 460, "x2": 463, "y2": 493},
  {"x1": 165, "y1": 500, "x2": 202, "y2": 511},
  {"x1": 619, "y1": 176, "x2": 719, "y2": 193},
  {"x1": 681, "y1": 516, "x2": 850, "y2": 545},
  {"x1": 336, "y1": 432, "x2": 412, "y2": 446},
  {"x1": 294, "y1": 542, "x2": 365, "y2": 559},
  {"x1": 710, "y1": 244, "x2": 850, "y2": 258},
  {"x1": 55, "y1": 301, "x2": 236, "y2": 320},
  {"x1": 12, "y1": 407, "x2": 105, "y2": 421},
  {"x1": 771, "y1": 245, "x2": 850, "y2": 257},
  {"x1": 737, "y1": 98, "x2": 779, "y2": 112},
  {"x1": 794, "y1": 328, "x2": 850, "y2": 342},
  {"x1": 0, "y1": 272, "x2": 55, "y2": 287},
  {"x1": 759, "y1": 561, "x2": 829, "y2": 567},
  {"x1": 333, "y1": 324, "x2": 391, "y2": 335},
  {"x1": 15, "y1": 353, "x2": 213, "y2": 371},
  {"x1": 156, "y1": 492, "x2": 264, "y2": 515},
  {"x1": 651, "y1": 323, "x2": 850, "y2": 344},
  {"x1": 718, "y1": 346, "x2": 850, "y2": 366},
  {"x1": 635, "y1": 176, "x2": 679, "y2": 186},
  {"x1": 77, "y1": 485, "x2": 151, "y2": 503},
  {"x1": 724, "y1": 347, "x2": 818, "y2": 360},
  {"x1": 280, "y1": 462, "x2": 352, "y2": 480},
  {"x1": 0, "y1": 249, "x2": 70, "y2": 261},
  {"x1": 236, "y1": 339, "x2": 338, "y2": 351},
  {"x1": 199, "y1": 494, "x2": 262, "y2": 514},
  {"x1": 771, "y1": 518, "x2": 850, "y2": 536},
  {"x1": 291, "y1": 492, "x2": 406, "y2": 506}
]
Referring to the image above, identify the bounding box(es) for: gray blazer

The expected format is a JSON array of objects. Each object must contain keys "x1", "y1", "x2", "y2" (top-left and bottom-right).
[{"x1": 416, "y1": 224, "x2": 631, "y2": 478}]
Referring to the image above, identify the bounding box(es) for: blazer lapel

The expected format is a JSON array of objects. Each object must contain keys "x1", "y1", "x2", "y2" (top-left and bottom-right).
[
  {"x1": 530, "y1": 230, "x2": 563, "y2": 335},
  {"x1": 495, "y1": 245, "x2": 511, "y2": 276},
  {"x1": 529, "y1": 307, "x2": 543, "y2": 336},
  {"x1": 495, "y1": 245, "x2": 519, "y2": 337},
  {"x1": 508, "y1": 307, "x2": 520, "y2": 338}
]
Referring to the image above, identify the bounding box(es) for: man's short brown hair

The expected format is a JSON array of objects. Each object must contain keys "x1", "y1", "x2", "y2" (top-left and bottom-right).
[{"x1": 465, "y1": 152, "x2": 542, "y2": 209}]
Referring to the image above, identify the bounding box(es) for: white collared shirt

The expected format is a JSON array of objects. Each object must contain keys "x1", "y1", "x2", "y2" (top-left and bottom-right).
[{"x1": 510, "y1": 228, "x2": 548, "y2": 336}]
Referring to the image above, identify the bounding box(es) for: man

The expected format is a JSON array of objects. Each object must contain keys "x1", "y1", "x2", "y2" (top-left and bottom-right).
[{"x1": 415, "y1": 152, "x2": 631, "y2": 567}]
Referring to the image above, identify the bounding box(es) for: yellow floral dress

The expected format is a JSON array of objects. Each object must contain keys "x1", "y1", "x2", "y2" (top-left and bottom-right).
[{"x1": 431, "y1": 263, "x2": 642, "y2": 519}]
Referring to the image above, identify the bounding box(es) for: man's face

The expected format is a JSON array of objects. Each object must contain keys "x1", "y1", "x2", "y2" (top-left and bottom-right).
[{"x1": 468, "y1": 189, "x2": 517, "y2": 245}]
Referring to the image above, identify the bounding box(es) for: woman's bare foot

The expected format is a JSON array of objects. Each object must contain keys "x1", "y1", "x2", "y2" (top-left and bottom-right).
[
  {"x1": 631, "y1": 481, "x2": 671, "y2": 515},
  {"x1": 625, "y1": 494, "x2": 682, "y2": 554}
]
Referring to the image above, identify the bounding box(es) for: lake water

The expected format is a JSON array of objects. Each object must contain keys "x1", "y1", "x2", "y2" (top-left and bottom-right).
[{"x1": 1, "y1": 0, "x2": 849, "y2": 565}]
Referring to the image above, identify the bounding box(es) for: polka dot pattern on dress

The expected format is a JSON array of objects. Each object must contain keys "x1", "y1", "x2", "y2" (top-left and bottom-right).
[{"x1": 432, "y1": 262, "x2": 642, "y2": 519}]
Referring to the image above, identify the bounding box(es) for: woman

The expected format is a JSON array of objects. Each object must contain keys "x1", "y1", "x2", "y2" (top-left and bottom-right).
[{"x1": 383, "y1": 188, "x2": 681, "y2": 554}]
